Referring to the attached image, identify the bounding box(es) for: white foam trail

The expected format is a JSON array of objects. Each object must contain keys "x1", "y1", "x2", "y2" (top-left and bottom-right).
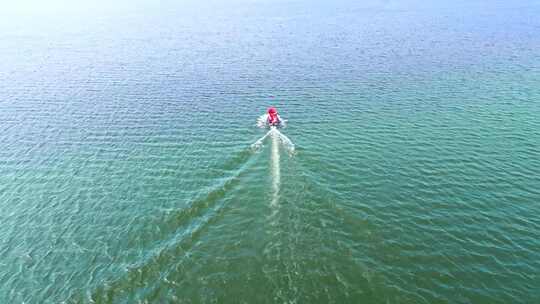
[
  {"x1": 270, "y1": 127, "x2": 280, "y2": 206},
  {"x1": 251, "y1": 129, "x2": 272, "y2": 152},
  {"x1": 250, "y1": 125, "x2": 295, "y2": 206},
  {"x1": 256, "y1": 114, "x2": 269, "y2": 128},
  {"x1": 273, "y1": 128, "x2": 295, "y2": 156}
]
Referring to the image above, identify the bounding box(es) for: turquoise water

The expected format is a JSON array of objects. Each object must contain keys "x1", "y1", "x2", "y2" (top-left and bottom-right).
[{"x1": 1, "y1": 0, "x2": 540, "y2": 303}]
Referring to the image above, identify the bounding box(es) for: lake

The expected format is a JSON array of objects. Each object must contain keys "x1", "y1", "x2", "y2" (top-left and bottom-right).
[{"x1": 1, "y1": 0, "x2": 539, "y2": 303}]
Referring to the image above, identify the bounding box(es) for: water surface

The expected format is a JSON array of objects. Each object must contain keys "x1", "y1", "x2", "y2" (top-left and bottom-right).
[{"x1": 1, "y1": 0, "x2": 539, "y2": 303}]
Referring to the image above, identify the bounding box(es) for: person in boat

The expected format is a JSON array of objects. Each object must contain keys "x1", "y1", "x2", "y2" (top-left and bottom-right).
[{"x1": 267, "y1": 107, "x2": 281, "y2": 126}]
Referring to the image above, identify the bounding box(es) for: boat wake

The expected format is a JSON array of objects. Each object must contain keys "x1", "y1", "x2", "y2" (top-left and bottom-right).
[
  {"x1": 251, "y1": 126, "x2": 295, "y2": 206},
  {"x1": 251, "y1": 127, "x2": 295, "y2": 156},
  {"x1": 270, "y1": 130, "x2": 280, "y2": 206}
]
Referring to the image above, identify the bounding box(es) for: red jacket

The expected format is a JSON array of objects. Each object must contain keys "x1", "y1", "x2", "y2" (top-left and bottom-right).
[{"x1": 267, "y1": 107, "x2": 280, "y2": 125}]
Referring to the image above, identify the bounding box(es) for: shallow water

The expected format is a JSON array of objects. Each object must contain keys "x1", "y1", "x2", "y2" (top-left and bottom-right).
[{"x1": 1, "y1": 0, "x2": 539, "y2": 303}]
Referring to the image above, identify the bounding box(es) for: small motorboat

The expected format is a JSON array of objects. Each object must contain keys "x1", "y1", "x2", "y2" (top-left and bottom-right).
[{"x1": 266, "y1": 107, "x2": 282, "y2": 127}]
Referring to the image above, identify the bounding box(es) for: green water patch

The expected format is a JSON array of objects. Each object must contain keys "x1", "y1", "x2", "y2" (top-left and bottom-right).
[{"x1": 65, "y1": 148, "x2": 258, "y2": 302}]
